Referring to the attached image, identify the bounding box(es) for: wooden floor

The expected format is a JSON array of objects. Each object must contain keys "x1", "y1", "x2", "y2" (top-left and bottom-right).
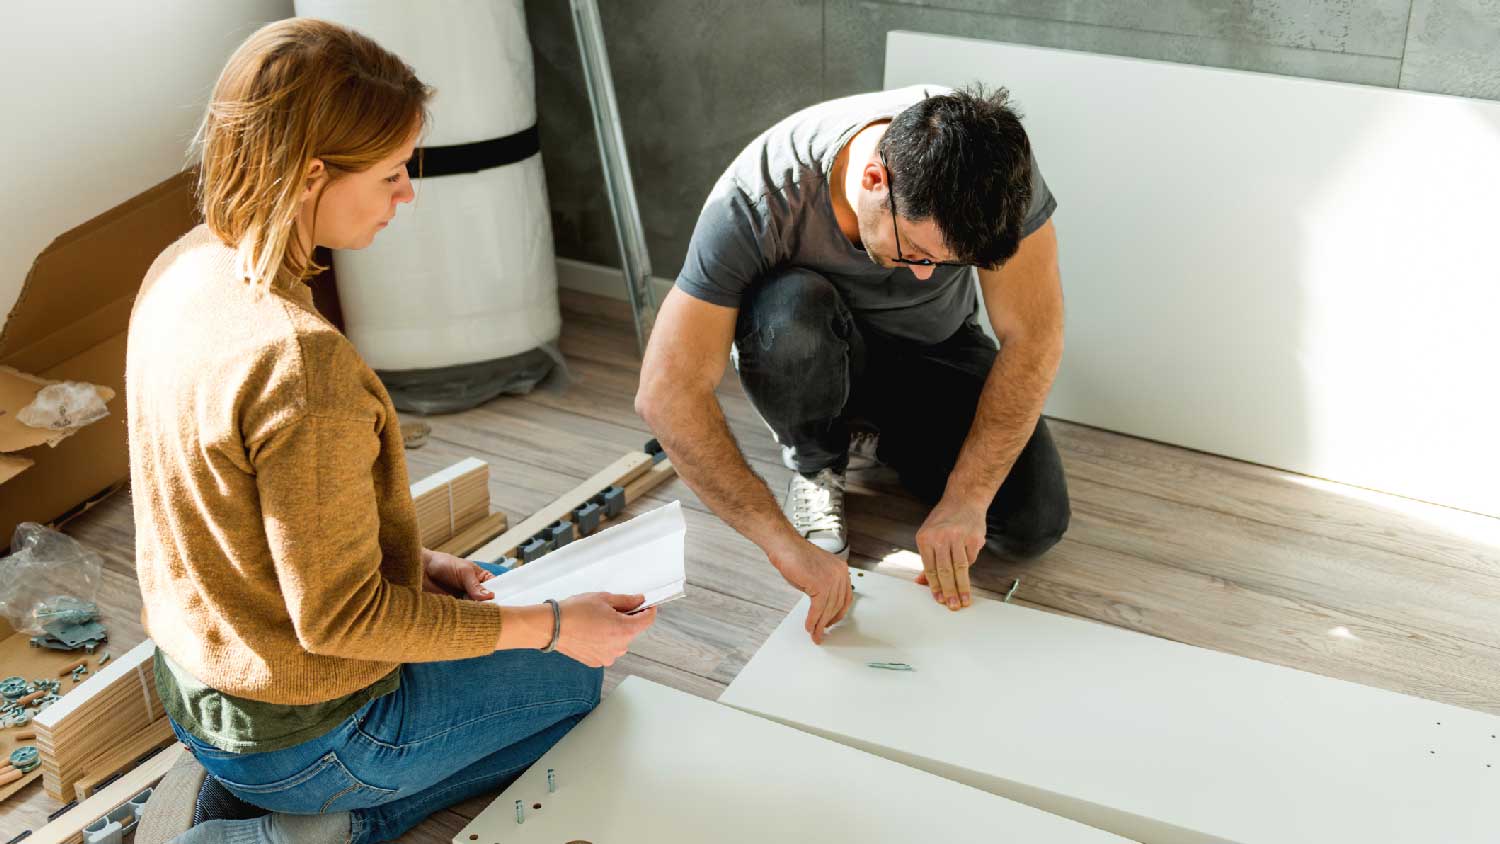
[{"x1": 5, "y1": 288, "x2": 1499, "y2": 841}]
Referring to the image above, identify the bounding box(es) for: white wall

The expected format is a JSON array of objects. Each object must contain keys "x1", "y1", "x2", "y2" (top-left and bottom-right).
[
  {"x1": 889, "y1": 33, "x2": 1500, "y2": 518},
  {"x1": 1, "y1": 1, "x2": 293, "y2": 321}
]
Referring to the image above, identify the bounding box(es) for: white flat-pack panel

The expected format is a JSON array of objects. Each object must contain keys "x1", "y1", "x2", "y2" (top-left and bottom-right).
[
  {"x1": 721, "y1": 571, "x2": 1500, "y2": 844},
  {"x1": 455, "y1": 677, "x2": 1129, "y2": 844},
  {"x1": 886, "y1": 33, "x2": 1500, "y2": 516},
  {"x1": 482, "y1": 501, "x2": 686, "y2": 610},
  {"x1": 2, "y1": 1, "x2": 292, "y2": 318}
]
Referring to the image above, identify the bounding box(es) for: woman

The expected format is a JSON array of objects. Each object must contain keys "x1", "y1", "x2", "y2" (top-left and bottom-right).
[{"x1": 126, "y1": 19, "x2": 656, "y2": 844}]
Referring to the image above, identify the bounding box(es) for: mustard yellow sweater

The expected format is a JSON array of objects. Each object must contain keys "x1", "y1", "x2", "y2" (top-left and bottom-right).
[{"x1": 127, "y1": 225, "x2": 502, "y2": 705}]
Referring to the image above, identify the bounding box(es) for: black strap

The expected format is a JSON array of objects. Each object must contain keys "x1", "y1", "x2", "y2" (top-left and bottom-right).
[{"x1": 408, "y1": 124, "x2": 540, "y2": 179}]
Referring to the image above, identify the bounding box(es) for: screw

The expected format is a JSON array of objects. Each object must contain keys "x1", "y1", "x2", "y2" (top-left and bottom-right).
[
  {"x1": 515, "y1": 800, "x2": 524, "y2": 824},
  {"x1": 547, "y1": 768, "x2": 556, "y2": 793}
]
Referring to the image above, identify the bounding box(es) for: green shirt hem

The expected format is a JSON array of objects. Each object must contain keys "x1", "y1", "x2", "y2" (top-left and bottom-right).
[{"x1": 155, "y1": 649, "x2": 400, "y2": 754}]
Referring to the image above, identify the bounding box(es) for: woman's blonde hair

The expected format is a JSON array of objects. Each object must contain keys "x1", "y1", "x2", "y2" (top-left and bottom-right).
[{"x1": 193, "y1": 18, "x2": 430, "y2": 291}]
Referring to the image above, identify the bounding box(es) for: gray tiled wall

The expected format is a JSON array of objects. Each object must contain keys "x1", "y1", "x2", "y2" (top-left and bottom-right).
[{"x1": 525, "y1": 0, "x2": 1499, "y2": 276}]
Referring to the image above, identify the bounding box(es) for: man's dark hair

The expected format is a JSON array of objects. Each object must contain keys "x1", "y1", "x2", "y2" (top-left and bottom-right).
[{"x1": 879, "y1": 86, "x2": 1033, "y2": 269}]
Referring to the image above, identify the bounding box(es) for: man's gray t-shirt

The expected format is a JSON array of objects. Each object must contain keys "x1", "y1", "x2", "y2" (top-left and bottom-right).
[{"x1": 675, "y1": 85, "x2": 1056, "y2": 345}]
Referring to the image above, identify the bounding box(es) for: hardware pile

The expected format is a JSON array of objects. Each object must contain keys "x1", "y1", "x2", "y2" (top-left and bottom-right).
[
  {"x1": 1, "y1": 674, "x2": 64, "y2": 729},
  {"x1": 27, "y1": 600, "x2": 108, "y2": 653}
]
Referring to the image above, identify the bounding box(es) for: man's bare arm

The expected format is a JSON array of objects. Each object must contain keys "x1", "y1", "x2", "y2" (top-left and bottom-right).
[
  {"x1": 635, "y1": 287, "x2": 798, "y2": 554},
  {"x1": 949, "y1": 219, "x2": 1065, "y2": 504},
  {"x1": 636, "y1": 287, "x2": 853, "y2": 641},
  {"x1": 914, "y1": 220, "x2": 1064, "y2": 609}
]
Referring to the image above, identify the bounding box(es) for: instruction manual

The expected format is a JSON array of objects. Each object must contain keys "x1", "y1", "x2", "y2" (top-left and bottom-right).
[{"x1": 481, "y1": 500, "x2": 686, "y2": 612}]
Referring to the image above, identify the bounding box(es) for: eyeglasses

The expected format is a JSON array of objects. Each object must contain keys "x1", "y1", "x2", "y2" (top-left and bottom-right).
[{"x1": 881, "y1": 152, "x2": 967, "y2": 268}]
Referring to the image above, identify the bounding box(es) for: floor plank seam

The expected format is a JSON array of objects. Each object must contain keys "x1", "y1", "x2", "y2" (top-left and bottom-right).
[
  {"x1": 619, "y1": 652, "x2": 728, "y2": 689},
  {"x1": 1074, "y1": 473, "x2": 1500, "y2": 581},
  {"x1": 1061, "y1": 533, "x2": 1500, "y2": 657}
]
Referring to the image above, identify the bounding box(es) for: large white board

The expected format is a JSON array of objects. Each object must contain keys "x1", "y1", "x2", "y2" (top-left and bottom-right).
[
  {"x1": 720, "y1": 571, "x2": 1500, "y2": 844},
  {"x1": 2, "y1": 1, "x2": 293, "y2": 320},
  {"x1": 886, "y1": 33, "x2": 1500, "y2": 517},
  {"x1": 454, "y1": 677, "x2": 1130, "y2": 844}
]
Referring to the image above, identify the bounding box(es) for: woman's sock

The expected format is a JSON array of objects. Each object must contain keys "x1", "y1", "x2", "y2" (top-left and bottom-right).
[{"x1": 170, "y1": 811, "x2": 352, "y2": 844}]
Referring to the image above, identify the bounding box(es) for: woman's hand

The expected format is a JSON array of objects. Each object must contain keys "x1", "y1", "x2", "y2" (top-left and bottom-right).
[
  {"x1": 553, "y1": 592, "x2": 657, "y2": 667},
  {"x1": 421, "y1": 548, "x2": 494, "y2": 601}
]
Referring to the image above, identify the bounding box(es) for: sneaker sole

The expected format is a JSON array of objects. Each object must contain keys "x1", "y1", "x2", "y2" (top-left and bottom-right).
[{"x1": 808, "y1": 539, "x2": 851, "y2": 560}]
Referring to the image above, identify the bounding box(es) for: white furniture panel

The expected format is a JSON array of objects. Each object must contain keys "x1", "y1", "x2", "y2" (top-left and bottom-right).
[
  {"x1": 2, "y1": 1, "x2": 293, "y2": 319},
  {"x1": 455, "y1": 677, "x2": 1130, "y2": 844},
  {"x1": 886, "y1": 32, "x2": 1500, "y2": 516},
  {"x1": 721, "y1": 571, "x2": 1500, "y2": 844}
]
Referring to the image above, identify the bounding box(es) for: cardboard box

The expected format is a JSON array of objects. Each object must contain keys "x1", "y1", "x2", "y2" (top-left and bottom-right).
[{"x1": 0, "y1": 172, "x2": 199, "y2": 544}]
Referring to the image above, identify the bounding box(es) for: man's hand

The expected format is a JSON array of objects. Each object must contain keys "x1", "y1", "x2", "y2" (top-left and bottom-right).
[
  {"x1": 422, "y1": 548, "x2": 494, "y2": 601},
  {"x1": 770, "y1": 541, "x2": 853, "y2": 644},
  {"x1": 914, "y1": 496, "x2": 986, "y2": 610}
]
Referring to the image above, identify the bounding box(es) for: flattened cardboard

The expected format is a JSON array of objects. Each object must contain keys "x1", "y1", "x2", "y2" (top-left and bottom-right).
[
  {"x1": 0, "y1": 455, "x2": 32, "y2": 485},
  {"x1": 0, "y1": 171, "x2": 198, "y2": 542}
]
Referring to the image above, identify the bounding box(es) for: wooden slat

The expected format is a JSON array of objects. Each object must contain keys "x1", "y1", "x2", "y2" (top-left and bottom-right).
[
  {"x1": 622, "y1": 458, "x2": 677, "y2": 503},
  {"x1": 29, "y1": 743, "x2": 185, "y2": 844},
  {"x1": 469, "y1": 452, "x2": 652, "y2": 563}
]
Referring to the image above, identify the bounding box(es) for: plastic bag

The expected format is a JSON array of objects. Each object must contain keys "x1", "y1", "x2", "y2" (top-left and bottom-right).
[
  {"x1": 0, "y1": 523, "x2": 104, "y2": 636},
  {"x1": 17, "y1": 381, "x2": 110, "y2": 430}
]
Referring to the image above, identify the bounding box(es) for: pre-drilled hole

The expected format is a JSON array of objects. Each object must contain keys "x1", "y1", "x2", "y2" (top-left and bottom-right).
[{"x1": 533, "y1": 802, "x2": 542, "y2": 810}]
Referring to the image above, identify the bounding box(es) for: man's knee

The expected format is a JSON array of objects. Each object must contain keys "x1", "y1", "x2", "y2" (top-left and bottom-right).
[
  {"x1": 986, "y1": 497, "x2": 1071, "y2": 559},
  {"x1": 736, "y1": 268, "x2": 849, "y2": 368}
]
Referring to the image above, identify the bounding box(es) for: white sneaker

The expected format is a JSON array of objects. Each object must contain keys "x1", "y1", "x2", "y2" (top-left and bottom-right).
[{"x1": 784, "y1": 467, "x2": 849, "y2": 559}]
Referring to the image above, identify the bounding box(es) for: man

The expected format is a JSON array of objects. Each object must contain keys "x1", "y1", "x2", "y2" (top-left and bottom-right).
[{"x1": 636, "y1": 85, "x2": 1069, "y2": 643}]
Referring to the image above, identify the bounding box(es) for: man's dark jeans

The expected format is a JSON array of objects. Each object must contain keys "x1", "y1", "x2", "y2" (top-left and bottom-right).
[{"x1": 732, "y1": 267, "x2": 1071, "y2": 558}]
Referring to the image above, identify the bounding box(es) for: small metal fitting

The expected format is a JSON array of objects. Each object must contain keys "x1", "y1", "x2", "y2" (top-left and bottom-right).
[{"x1": 10, "y1": 745, "x2": 40, "y2": 773}]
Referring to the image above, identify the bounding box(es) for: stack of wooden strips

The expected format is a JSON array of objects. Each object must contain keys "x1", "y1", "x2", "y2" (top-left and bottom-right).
[
  {"x1": 31, "y1": 640, "x2": 167, "y2": 802},
  {"x1": 431, "y1": 510, "x2": 508, "y2": 557},
  {"x1": 410, "y1": 457, "x2": 490, "y2": 549}
]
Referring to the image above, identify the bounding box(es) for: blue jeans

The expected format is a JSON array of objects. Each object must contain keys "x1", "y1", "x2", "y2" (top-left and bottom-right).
[
  {"x1": 733, "y1": 267, "x2": 1071, "y2": 557},
  {"x1": 169, "y1": 649, "x2": 603, "y2": 843}
]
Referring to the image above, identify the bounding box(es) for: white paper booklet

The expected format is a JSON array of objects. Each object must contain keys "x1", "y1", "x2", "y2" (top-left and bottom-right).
[{"x1": 482, "y1": 500, "x2": 686, "y2": 611}]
